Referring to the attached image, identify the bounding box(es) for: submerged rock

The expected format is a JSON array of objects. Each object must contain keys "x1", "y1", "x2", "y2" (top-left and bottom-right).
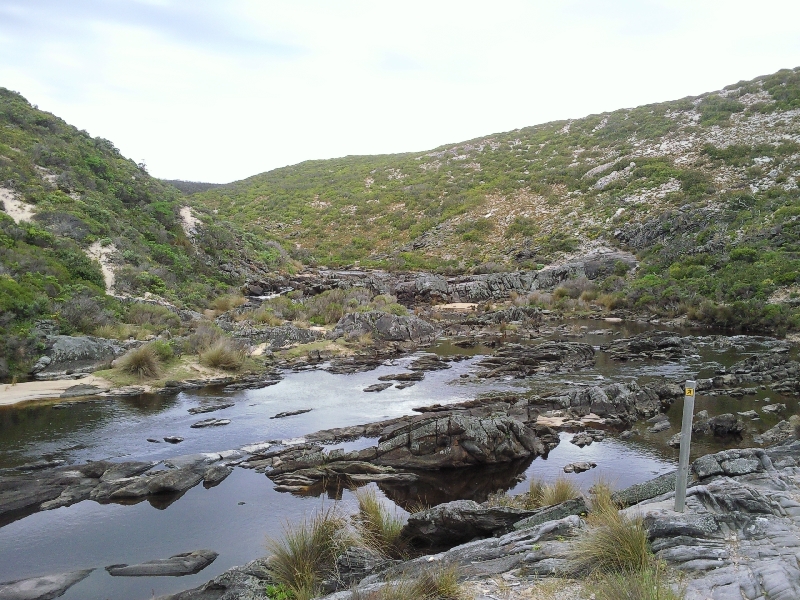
[
  {"x1": 0, "y1": 569, "x2": 94, "y2": 600},
  {"x1": 363, "y1": 383, "x2": 392, "y2": 393},
  {"x1": 106, "y1": 550, "x2": 218, "y2": 577}
]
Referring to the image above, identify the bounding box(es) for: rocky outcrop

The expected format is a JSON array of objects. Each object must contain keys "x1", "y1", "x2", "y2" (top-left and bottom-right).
[
  {"x1": 154, "y1": 557, "x2": 273, "y2": 600},
  {"x1": 329, "y1": 311, "x2": 436, "y2": 345},
  {"x1": 401, "y1": 500, "x2": 538, "y2": 546},
  {"x1": 0, "y1": 569, "x2": 94, "y2": 600},
  {"x1": 373, "y1": 415, "x2": 558, "y2": 470},
  {"x1": 476, "y1": 342, "x2": 595, "y2": 378},
  {"x1": 604, "y1": 331, "x2": 695, "y2": 361},
  {"x1": 224, "y1": 323, "x2": 324, "y2": 350},
  {"x1": 545, "y1": 379, "x2": 682, "y2": 420},
  {"x1": 106, "y1": 550, "x2": 218, "y2": 577},
  {"x1": 33, "y1": 335, "x2": 127, "y2": 379}
]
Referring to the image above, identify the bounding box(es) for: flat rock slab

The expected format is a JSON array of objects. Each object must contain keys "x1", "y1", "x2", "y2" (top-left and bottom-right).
[
  {"x1": 106, "y1": 550, "x2": 218, "y2": 577},
  {"x1": 190, "y1": 419, "x2": 230, "y2": 428},
  {"x1": 377, "y1": 372, "x2": 425, "y2": 382},
  {"x1": 0, "y1": 569, "x2": 93, "y2": 600},
  {"x1": 271, "y1": 409, "x2": 312, "y2": 419},
  {"x1": 364, "y1": 383, "x2": 392, "y2": 393},
  {"x1": 59, "y1": 383, "x2": 108, "y2": 398},
  {"x1": 187, "y1": 403, "x2": 235, "y2": 415}
]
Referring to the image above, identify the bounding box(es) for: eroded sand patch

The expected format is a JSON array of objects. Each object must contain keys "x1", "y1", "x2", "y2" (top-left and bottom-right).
[
  {"x1": 0, "y1": 187, "x2": 36, "y2": 223},
  {"x1": 86, "y1": 241, "x2": 117, "y2": 293},
  {"x1": 180, "y1": 206, "x2": 200, "y2": 237}
]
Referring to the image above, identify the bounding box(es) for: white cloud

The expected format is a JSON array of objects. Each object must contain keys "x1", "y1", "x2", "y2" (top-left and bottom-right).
[{"x1": 0, "y1": 0, "x2": 798, "y2": 183}]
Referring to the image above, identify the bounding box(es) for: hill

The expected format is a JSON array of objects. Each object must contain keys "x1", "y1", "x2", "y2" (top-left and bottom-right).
[
  {"x1": 0, "y1": 89, "x2": 289, "y2": 378},
  {"x1": 189, "y1": 67, "x2": 800, "y2": 331}
]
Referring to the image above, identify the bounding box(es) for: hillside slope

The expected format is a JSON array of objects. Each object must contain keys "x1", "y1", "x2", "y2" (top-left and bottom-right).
[
  {"x1": 0, "y1": 89, "x2": 287, "y2": 377},
  {"x1": 190, "y1": 67, "x2": 800, "y2": 331}
]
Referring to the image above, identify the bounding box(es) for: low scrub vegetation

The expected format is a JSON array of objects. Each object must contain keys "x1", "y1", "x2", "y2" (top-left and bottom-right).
[
  {"x1": 352, "y1": 566, "x2": 465, "y2": 600},
  {"x1": 199, "y1": 338, "x2": 246, "y2": 371}
]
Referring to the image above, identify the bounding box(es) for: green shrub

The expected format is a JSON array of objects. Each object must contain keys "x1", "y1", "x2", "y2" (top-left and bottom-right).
[
  {"x1": 126, "y1": 303, "x2": 181, "y2": 329},
  {"x1": 150, "y1": 339, "x2": 174, "y2": 361},
  {"x1": 118, "y1": 344, "x2": 162, "y2": 379}
]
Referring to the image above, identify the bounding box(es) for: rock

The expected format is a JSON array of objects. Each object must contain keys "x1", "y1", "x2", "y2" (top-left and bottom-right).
[
  {"x1": 34, "y1": 335, "x2": 124, "y2": 378},
  {"x1": 373, "y1": 415, "x2": 558, "y2": 470},
  {"x1": 163, "y1": 436, "x2": 184, "y2": 444},
  {"x1": 14, "y1": 460, "x2": 66, "y2": 471},
  {"x1": 377, "y1": 372, "x2": 425, "y2": 382},
  {"x1": 331, "y1": 547, "x2": 398, "y2": 589},
  {"x1": 737, "y1": 410, "x2": 760, "y2": 419},
  {"x1": 667, "y1": 433, "x2": 681, "y2": 448},
  {"x1": 190, "y1": 418, "x2": 230, "y2": 428},
  {"x1": 203, "y1": 465, "x2": 232, "y2": 488},
  {"x1": 364, "y1": 383, "x2": 392, "y2": 393},
  {"x1": 147, "y1": 438, "x2": 160, "y2": 443},
  {"x1": 329, "y1": 312, "x2": 437, "y2": 345},
  {"x1": 402, "y1": 500, "x2": 537, "y2": 546},
  {"x1": 477, "y1": 342, "x2": 595, "y2": 378},
  {"x1": 563, "y1": 461, "x2": 596, "y2": 473},
  {"x1": 706, "y1": 413, "x2": 744, "y2": 436},
  {"x1": 754, "y1": 417, "x2": 800, "y2": 446},
  {"x1": 226, "y1": 323, "x2": 324, "y2": 350},
  {"x1": 0, "y1": 569, "x2": 94, "y2": 600},
  {"x1": 271, "y1": 409, "x2": 312, "y2": 419},
  {"x1": 570, "y1": 432, "x2": 593, "y2": 447},
  {"x1": 395, "y1": 382, "x2": 415, "y2": 390},
  {"x1": 152, "y1": 557, "x2": 272, "y2": 600},
  {"x1": 605, "y1": 331, "x2": 694, "y2": 361},
  {"x1": 762, "y1": 403, "x2": 786, "y2": 415},
  {"x1": 187, "y1": 402, "x2": 235, "y2": 415},
  {"x1": 612, "y1": 471, "x2": 679, "y2": 507},
  {"x1": 647, "y1": 420, "x2": 671, "y2": 433},
  {"x1": 512, "y1": 497, "x2": 588, "y2": 530},
  {"x1": 109, "y1": 466, "x2": 205, "y2": 499},
  {"x1": 106, "y1": 550, "x2": 218, "y2": 576},
  {"x1": 29, "y1": 355, "x2": 52, "y2": 374},
  {"x1": 59, "y1": 383, "x2": 107, "y2": 398},
  {"x1": 409, "y1": 354, "x2": 451, "y2": 371}
]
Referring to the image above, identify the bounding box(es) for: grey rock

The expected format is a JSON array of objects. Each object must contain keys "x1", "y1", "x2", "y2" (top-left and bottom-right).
[
  {"x1": 605, "y1": 331, "x2": 694, "y2": 361},
  {"x1": 0, "y1": 569, "x2": 93, "y2": 600},
  {"x1": 59, "y1": 383, "x2": 105, "y2": 398},
  {"x1": 706, "y1": 413, "x2": 744, "y2": 436},
  {"x1": 329, "y1": 312, "x2": 437, "y2": 345},
  {"x1": 754, "y1": 418, "x2": 799, "y2": 446},
  {"x1": 164, "y1": 436, "x2": 184, "y2": 444},
  {"x1": 190, "y1": 418, "x2": 231, "y2": 428},
  {"x1": 402, "y1": 500, "x2": 538, "y2": 546},
  {"x1": 270, "y1": 409, "x2": 312, "y2": 419},
  {"x1": 363, "y1": 383, "x2": 392, "y2": 393},
  {"x1": 477, "y1": 342, "x2": 595, "y2": 378},
  {"x1": 513, "y1": 497, "x2": 588, "y2": 530},
  {"x1": 647, "y1": 420, "x2": 671, "y2": 433},
  {"x1": 35, "y1": 335, "x2": 124, "y2": 377},
  {"x1": 762, "y1": 403, "x2": 786, "y2": 415},
  {"x1": 188, "y1": 403, "x2": 235, "y2": 415},
  {"x1": 737, "y1": 410, "x2": 759, "y2": 419},
  {"x1": 377, "y1": 372, "x2": 424, "y2": 382},
  {"x1": 563, "y1": 461, "x2": 596, "y2": 473},
  {"x1": 203, "y1": 465, "x2": 233, "y2": 487},
  {"x1": 106, "y1": 550, "x2": 218, "y2": 576}
]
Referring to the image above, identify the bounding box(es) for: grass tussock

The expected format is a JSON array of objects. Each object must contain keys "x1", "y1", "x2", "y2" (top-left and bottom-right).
[
  {"x1": 487, "y1": 476, "x2": 580, "y2": 510},
  {"x1": 353, "y1": 488, "x2": 407, "y2": 559},
  {"x1": 352, "y1": 566, "x2": 466, "y2": 600},
  {"x1": 589, "y1": 563, "x2": 684, "y2": 600},
  {"x1": 266, "y1": 509, "x2": 354, "y2": 600},
  {"x1": 117, "y1": 344, "x2": 162, "y2": 379},
  {"x1": 210, "y1": 294, "x2": 246, "y2": 312},
  {"x1": 199, "y1": 338, "x2": 246, "y2": 371},
  {"x1": 570, "y1": 484, "x2": 652, "y2": 575}
]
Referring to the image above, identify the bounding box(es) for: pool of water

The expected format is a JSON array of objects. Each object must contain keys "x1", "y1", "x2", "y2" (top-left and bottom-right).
[{"x1": 0, "y1": 322, "x2": 796, "y2": 599}]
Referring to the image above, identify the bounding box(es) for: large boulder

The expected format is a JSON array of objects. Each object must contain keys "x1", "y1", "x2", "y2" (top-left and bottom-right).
[
  {"x1": 329, "y1": 312, "x2": 436, "y2": 345},
  {"x1": 402, "y1": 500, "x2": 537, "y2": 546},
  {"x1": 373, "y1": 414, "x2": 558, "y2": 470},
  {"x1": 34, "y1": 335, "x2": 125, "y2": 378}
]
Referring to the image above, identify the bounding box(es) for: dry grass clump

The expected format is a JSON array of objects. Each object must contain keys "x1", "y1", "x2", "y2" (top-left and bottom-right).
[
  {"x1": 210, "y1": 294, "x2": 246, "y2": 312},
  {"x1": 352, "y1": 566, "x2": 466, "y2": 600},
  {"x1": 487, "y1": 476, "x2": 580, "y2": 510},
  {"x1": 199, "y1": 338, "x2": 246, "y2": 370},
  {"x1": 266, "y1": 509, "x2": 354, "y2": 600},
  {"x1": 126, "y1": 303, "x2": 181, "y2": 329},
  {"x1": 353, "y1": 488, "x2": 407, "y2": 559},
  {"x1": 94, "y1": 323, "x2": 136, "y2": 340},
  {"x1": 570, "y1": 484, "x2": 651, "y2": 575},
  {"x1": 589, "y1": 565, "x2": 683, "y2": 600},
  {"x1": 117, "y1": 344, "x2": 162, "y2": 379}
]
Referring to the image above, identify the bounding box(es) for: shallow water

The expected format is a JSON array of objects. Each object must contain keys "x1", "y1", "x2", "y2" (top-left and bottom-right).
[{"x1": 0, "y1": 321, "x2": 797, "y2": 599}]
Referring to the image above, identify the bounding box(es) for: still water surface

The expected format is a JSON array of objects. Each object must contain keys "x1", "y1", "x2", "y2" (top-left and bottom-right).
[{"x1": 0, "y1": 321, "x2": 796, "y2": 599}]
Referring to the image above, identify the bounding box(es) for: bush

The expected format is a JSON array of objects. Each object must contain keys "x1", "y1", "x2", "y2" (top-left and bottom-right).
[
  {"x1": 185, "y1": 323, "x2": 224, "y2": 353},
  {"x1": 352, "y1": 566, "x2": 465, "y2": 600},
  {"x1": 353, "y1": 488, "x2": 406, "y2": 559},
  {"x1": 199, "y1": 338, "x2": 245, "y2": 370},
  {"x1": 58, "y1": 291, "x2": 113, "y2": 334},
  {"x1": 210, "y1": 294, "x2": 246, "y2": 312},
  {"x1": 118, "y1": 344, "x2": 162, "y2": 379},
  {"x1": 150, "y1": 339, "x2": 174, "y2": 361},
  {"x1": 266, "y1": 509, "x2": 354, "y2": 600},
  {"x1": 126, "y1": 303, "x2": 181, "y2": 329}
]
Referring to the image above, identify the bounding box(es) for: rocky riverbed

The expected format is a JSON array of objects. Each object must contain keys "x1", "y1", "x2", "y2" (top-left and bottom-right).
[{"x1": 1, "y1": 322, "x2": 799, "y2": 599}]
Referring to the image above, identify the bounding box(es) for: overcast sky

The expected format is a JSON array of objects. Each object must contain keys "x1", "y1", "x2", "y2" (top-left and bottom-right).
[{"x1": 1, "y1": 1, "x2": 799, "y2": 183}]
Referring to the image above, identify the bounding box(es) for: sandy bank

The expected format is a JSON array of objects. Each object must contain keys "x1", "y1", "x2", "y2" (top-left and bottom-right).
[{"x1": 0, "y1": 376, "x2": 113, "y2": 407}]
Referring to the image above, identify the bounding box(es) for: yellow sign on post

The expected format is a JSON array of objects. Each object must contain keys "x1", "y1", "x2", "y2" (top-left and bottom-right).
[{"x1": 675, "y1": 380, "x2": 697, "y2": 512}]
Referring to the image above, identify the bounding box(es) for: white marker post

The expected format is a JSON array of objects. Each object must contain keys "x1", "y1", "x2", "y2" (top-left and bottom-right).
[{"x1": 674, "y1": 379, "x2": 696, "y2": 513}]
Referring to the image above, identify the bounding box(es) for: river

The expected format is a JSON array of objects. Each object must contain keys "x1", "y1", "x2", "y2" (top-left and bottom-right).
[{"x1": 0, "y1": 320, "x2": 796, "y2": 599}]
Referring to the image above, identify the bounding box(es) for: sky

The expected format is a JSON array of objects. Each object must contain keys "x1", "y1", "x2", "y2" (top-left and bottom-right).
[{"x1": 0, "y1": 1, "x2": 799, "y2": 184}]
